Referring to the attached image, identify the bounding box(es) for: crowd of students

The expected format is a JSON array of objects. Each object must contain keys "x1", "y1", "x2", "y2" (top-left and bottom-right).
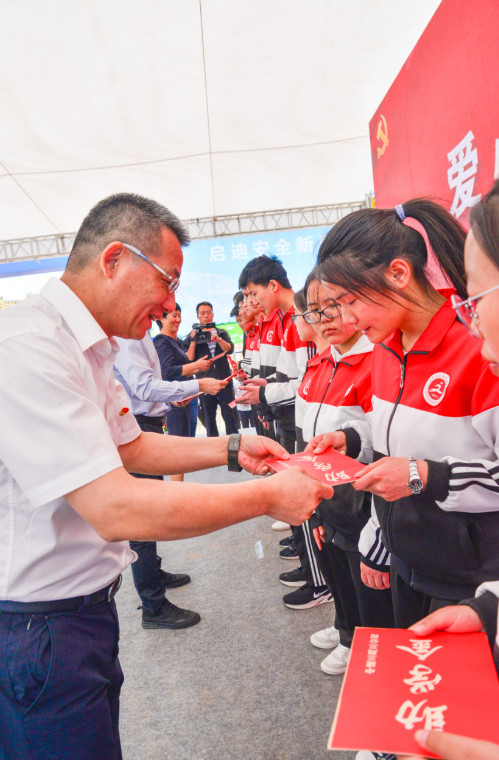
[{"x1": 229, "y1": 181, "x2": 499, "y2": 760}]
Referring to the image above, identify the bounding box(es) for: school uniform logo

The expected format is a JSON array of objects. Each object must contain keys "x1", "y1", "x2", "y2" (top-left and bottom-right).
[
  {"x1": 302, "y1": 379, "x2": 312, "y2": 397},
  {"x1": 267, "y1": 331, "x2": 273, "y2": 342},
  {"x1": 423, "y1": 372, "x2": 450, "y2": 406}
]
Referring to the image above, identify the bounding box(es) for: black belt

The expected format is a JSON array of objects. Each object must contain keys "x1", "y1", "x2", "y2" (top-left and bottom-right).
[
  {"x1": 0, "y1": 575, "x2": 122, "y2": 614},
  {"x1": 134, "y1": 414, "x2": 165, "y2": 431}
]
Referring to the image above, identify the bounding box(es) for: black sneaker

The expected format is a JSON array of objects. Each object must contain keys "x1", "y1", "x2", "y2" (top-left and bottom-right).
[
  {"x1": 142, "y1": 600, "x2": 201, "y2": 629},
  {"x1": 283, "y1": 584, "x2": 333, "y2": 609},
  {"x1": 279, "y1": 545, "x2": 299, "y2": 560},
  {"x1": 279, "y1": 535, "x2": 294, "y2": 548},
  {"x1": 279, "y1": 566, "x2": 307, "y2": 587},
  {"x1": 158, "y1": 570, "x2": 191, "y2": 589}
]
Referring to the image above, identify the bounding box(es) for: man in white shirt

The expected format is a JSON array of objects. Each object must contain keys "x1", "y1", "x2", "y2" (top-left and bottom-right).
[{"x1": 0, "y1": 192, "x2": 331, "y2": 760}]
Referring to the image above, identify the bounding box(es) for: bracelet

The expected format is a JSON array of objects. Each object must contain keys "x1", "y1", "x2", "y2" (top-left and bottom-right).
[{"x1": 227, "y1": 434, "x2": 242, "y2": 472}]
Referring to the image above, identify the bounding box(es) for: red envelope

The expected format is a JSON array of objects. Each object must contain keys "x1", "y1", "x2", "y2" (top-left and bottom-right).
[
  {"x1": 266, "y1": 448, "x2": 363, "y2": 485},
  {"x1": 328, "y1": 627, "x2": 499, "y2": 756}
]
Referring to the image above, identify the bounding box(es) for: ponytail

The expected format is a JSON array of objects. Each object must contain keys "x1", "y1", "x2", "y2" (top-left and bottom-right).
[{"x1": 317, "y1": 198, "x2": 467, "y2": 301}]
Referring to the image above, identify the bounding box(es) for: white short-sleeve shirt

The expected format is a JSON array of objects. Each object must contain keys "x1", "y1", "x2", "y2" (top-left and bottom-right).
[{"x1": 0, "y1": 278, "x2": 141, "y2": 601}]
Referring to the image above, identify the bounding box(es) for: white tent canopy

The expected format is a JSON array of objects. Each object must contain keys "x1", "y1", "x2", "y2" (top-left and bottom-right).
[{"x1": 0, "y1": 0, "x2": 441, "y2": 243}]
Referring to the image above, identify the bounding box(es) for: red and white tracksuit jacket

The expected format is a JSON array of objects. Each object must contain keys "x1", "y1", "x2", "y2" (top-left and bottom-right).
[{"x1": 346, "y1": 296, "x2": 499, "y2": 599}]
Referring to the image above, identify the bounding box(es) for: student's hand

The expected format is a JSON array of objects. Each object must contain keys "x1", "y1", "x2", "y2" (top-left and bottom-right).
[
  {"x1": 198, "y1": 378, "x2": 226, "y2": 395},
  {"x1": 313, "y1": 525, "x2": 325, "y2": 551},
  {"x1": 264, "y1": 468, "x2": 334, "y2": 526},
  {"x1": 353, "y1": 457, "x2": 428, "y2": 501},
  {"x1": 193, "y1": 358, "x2": 211, "y2": 373},
  {"x1": 360, "y1": 561, "x2": 390, "y2": 589},
  {"x1": 237, "y1": 434, "x2": 290, "y2": 476},
  {"x1": 243, "y1": 378, "x2": 267, "y2": 387},
  {"x1": 305, "y1": 431, "x2": 348, "y2": 455},
  {"x1": 408, "y1": 605, "x2": 484, "y2": 636},
  {"x1": 398, "y1": 729, "x2": 499, "y2": 760},
  {"x1": 234, "y1": 385, "x2": 261, "y2": 405}
]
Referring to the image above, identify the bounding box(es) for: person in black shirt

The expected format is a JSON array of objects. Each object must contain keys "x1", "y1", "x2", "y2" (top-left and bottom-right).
[{"x1": 184, "y1": 301, "x2": 238, "y2": 436}]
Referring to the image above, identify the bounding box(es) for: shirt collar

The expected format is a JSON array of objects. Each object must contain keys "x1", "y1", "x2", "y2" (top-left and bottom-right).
[
  {"x1": 330, "y1": 333, "x2": 374, "y2": 364},
  {"x1": 40, "y1": 277, "x2": 111, "y2": 353}
]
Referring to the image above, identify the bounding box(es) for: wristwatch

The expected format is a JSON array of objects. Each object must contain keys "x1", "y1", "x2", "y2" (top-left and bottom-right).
[
  {"x1": 408, "y1": 457, "x2": 424, "y2": 495},
  {"x1": 227, "y1": 434, "x2": 242, "y2": 472}
]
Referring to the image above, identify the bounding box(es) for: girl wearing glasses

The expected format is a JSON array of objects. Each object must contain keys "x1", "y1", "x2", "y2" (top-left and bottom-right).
[
  {"x1": 308, "y1": 197, "x2": 499, "y2": 633},
  {"x1": 291, "y1": 275, "x2": 394, "y2": 676}
]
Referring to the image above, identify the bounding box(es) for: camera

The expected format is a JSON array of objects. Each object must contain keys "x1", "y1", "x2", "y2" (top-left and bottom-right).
[{"x1": 191, "y1": 322, "x2": 219, "y2": 344}]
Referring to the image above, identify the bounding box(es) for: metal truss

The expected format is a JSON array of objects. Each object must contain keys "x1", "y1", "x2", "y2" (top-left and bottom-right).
[{"x1": 0, "y1": 200, "x2": 368, "y2": 264}]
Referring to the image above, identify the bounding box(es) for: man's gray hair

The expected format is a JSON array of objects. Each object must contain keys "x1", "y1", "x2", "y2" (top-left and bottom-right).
[{"x1": 66, "y1": 193, "x2": 189, "y2": 272}]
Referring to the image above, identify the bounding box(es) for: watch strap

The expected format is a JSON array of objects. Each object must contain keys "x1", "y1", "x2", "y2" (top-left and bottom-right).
[{"x1": 227, "y1": 434, "x2": 242, "y2": 472}]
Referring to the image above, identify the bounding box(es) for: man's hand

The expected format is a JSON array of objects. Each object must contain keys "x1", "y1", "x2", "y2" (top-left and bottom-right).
[
  {"x1": 408, "y1": 604, "x2": 483, "y2": 636},
  {"x1": 237, "y1": 434, "x2": 290, "y2": 475},
  {"x1": 193, "y1": 357, "x2": 211, "y2": 373},
  {"x1": 360, "y1": 561, "x2": 390, "y2": 589},
  {"x1": 398, "y1": 729, "x2": 499, "y2": 760},
  {"x1": 353, "y1": 457, "x2": 428, "y2": 501},
  {"x1": 264, "y1": 468, "x2": 334, "y2": 526},
  {"x1": 305, "y1": 431, "x2": 347, "y2": 455},
  {"x1": 198, "y1": 378, "x2": 227, "y2": 395}
]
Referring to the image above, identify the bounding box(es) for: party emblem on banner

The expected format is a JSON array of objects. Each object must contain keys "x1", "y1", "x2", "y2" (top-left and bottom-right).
[{"x1": 376, "y1": 114, "x2": 389, "y2": 159}]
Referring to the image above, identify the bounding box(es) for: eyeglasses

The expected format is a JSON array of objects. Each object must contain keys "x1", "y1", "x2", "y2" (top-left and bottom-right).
[
  {"x1": 451, "y1": 284, "x2": 499, "y2": 336},
  {"x1": 123, "y1": 243, "x2": 180, "y2": 293},
  {"x1": 300, "y1": 304, "x2": 342, "y2": 324}
]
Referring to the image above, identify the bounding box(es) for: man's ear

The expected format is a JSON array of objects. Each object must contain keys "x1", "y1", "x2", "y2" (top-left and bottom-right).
[
  {"x1": 100, "y1": 242, "x2": 125, "y2": 279},
  {"x1": 269, "y1": 279, "x2": 279, "y2": 293}
]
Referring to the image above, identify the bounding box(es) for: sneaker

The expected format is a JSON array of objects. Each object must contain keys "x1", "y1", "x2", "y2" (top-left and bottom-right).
[
  {"x1": 279, "y1": 545, "x2": 299, "y2": 560},
  {"x1": 310, "y1": 625, "x2": 340, "y2": 649},
  {"x1": 356, "y1": 753, "x2": 397, "y2": 760},
  {"x1": 142, "y1": 600, "x2": 200, "y2": 630},
  {"x1": 283, "y1": 585, "x2": 333, "y2": 609},
  {"x1": 320, "y1": 643, "x2": 350, "y2": 674},
  {"x1": 279, "y1": 535, "x2": 294, "y2": 547},
  {"x1": 272, "y1": 520, "x2": 290, "y2": 531},
  {"x1": 279, "y1": 566, "x2": 307, "y2": 587},
  {"x1": 158, "y1": 570, "x2": 191, "y2": 589}
]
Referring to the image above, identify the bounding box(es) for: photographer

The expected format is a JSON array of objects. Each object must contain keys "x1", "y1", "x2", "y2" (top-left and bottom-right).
[{"x1": 184, "y1": 301, "x2": 238, "y2": 436}]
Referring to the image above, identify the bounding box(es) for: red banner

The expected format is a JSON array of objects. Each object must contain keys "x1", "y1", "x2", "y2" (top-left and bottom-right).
[{"x1": 369, "y1": 0, "x2": 499, "y2": 227}]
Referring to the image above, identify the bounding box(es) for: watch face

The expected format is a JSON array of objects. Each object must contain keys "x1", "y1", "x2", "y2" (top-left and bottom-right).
[{"x1": 409, "y1": 478, "x2": 424, "y2": 494}]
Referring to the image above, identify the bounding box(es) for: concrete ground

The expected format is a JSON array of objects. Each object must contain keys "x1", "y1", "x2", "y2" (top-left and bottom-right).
[{"x1": 116, "y1": 464, "x2": 356, "y2": 760}]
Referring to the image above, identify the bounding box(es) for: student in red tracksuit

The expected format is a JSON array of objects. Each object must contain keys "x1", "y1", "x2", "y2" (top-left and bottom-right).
[
  {"x1": 292, "y1": 278, "x2": 393, "y2": 674},
  {"x1": 309, "y1": 199, "x2": 499, "y2": 642}
]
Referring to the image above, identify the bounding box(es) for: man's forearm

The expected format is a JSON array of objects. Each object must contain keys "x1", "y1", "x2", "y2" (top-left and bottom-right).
[
  {"x1": 66, "y1": 467, "x2": 272, "y2": 542},
  {"x1": 119, "y1": 432, "x2": 229, "y2": 475}
]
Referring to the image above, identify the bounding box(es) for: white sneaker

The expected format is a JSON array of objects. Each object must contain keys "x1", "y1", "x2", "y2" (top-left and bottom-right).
[
  {"x1": 320, "y1": 643, "x2": 350, "y2": 675},
  {"x1": 271, "y1": 520, "x2": 290, "y2": 531},
  {"x1": 310, "y1": 625, "x2": 340, "y2": 649}
]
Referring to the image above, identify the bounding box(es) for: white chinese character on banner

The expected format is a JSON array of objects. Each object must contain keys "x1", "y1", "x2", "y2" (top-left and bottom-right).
[
  {"x1": 396, "y1": 639, "x2": 443, "y2": 661},
  {"x1": 403, "y1": 664, "x2": 442, "y2": 694},
  {"x1": 210, "y1": 245, "x2": 226, "y2": 263},
  {"x1": 252, "y1": 240, "x2": 270, "y2": 256},
  {"x1": 447, "y1": 130, "x2": 481, "y2": 218},
  {"x1": 231, "y1": 243, "x2": 248, "y2": 260},
  {"x1": 395, "y1": 700, "x2": 447, "y2": 731},
  {"x1": 296, "y1": 236, "x2": 314, "y2": 254},
  {"x1": 274, "y1": 238, "x2": 292, "y2": 256}
]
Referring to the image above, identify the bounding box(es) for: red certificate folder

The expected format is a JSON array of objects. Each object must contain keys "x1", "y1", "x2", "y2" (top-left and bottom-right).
[
  {"x1": 266, "y1": 448, "x2": 363, "y2": 485},
  {"x1": 328, "y1": 627, "x2": 499, "y2": 756}
]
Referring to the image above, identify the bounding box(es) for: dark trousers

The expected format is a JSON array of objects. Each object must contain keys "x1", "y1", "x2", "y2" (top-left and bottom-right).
[
  {"x1": 237, "y1": 409, "x2": 254, "y2": 428},
  {"x1": 389, "y1": 567, "x2": 456, "y2": 628},
  {"x1": 130, "y1": 414, "x2": 166, "y2": 615},
  {"x1": 200, "y1": 385, "x2": 238, "y2": 437},
  {"x1": 166, "y1": 403, "x2": 191, "y2": 436},
  {"x1": 317, "y1": 543, "x2": 394, "y2": 647},
  {"x1": 0, "y1": 599, "x2": 123, "y2": 760}
]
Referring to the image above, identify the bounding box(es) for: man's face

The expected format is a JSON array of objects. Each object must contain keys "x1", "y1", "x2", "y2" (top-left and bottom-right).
[
  {"x1": 112, "y1": 227, "x2": 183, "y2": 340},
  {"x1": 245, "y1": 281, "x2": 278, "y2": 316},
  {"x1": 197, "y1": 304, "x2": 214, "y2": 325}
]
